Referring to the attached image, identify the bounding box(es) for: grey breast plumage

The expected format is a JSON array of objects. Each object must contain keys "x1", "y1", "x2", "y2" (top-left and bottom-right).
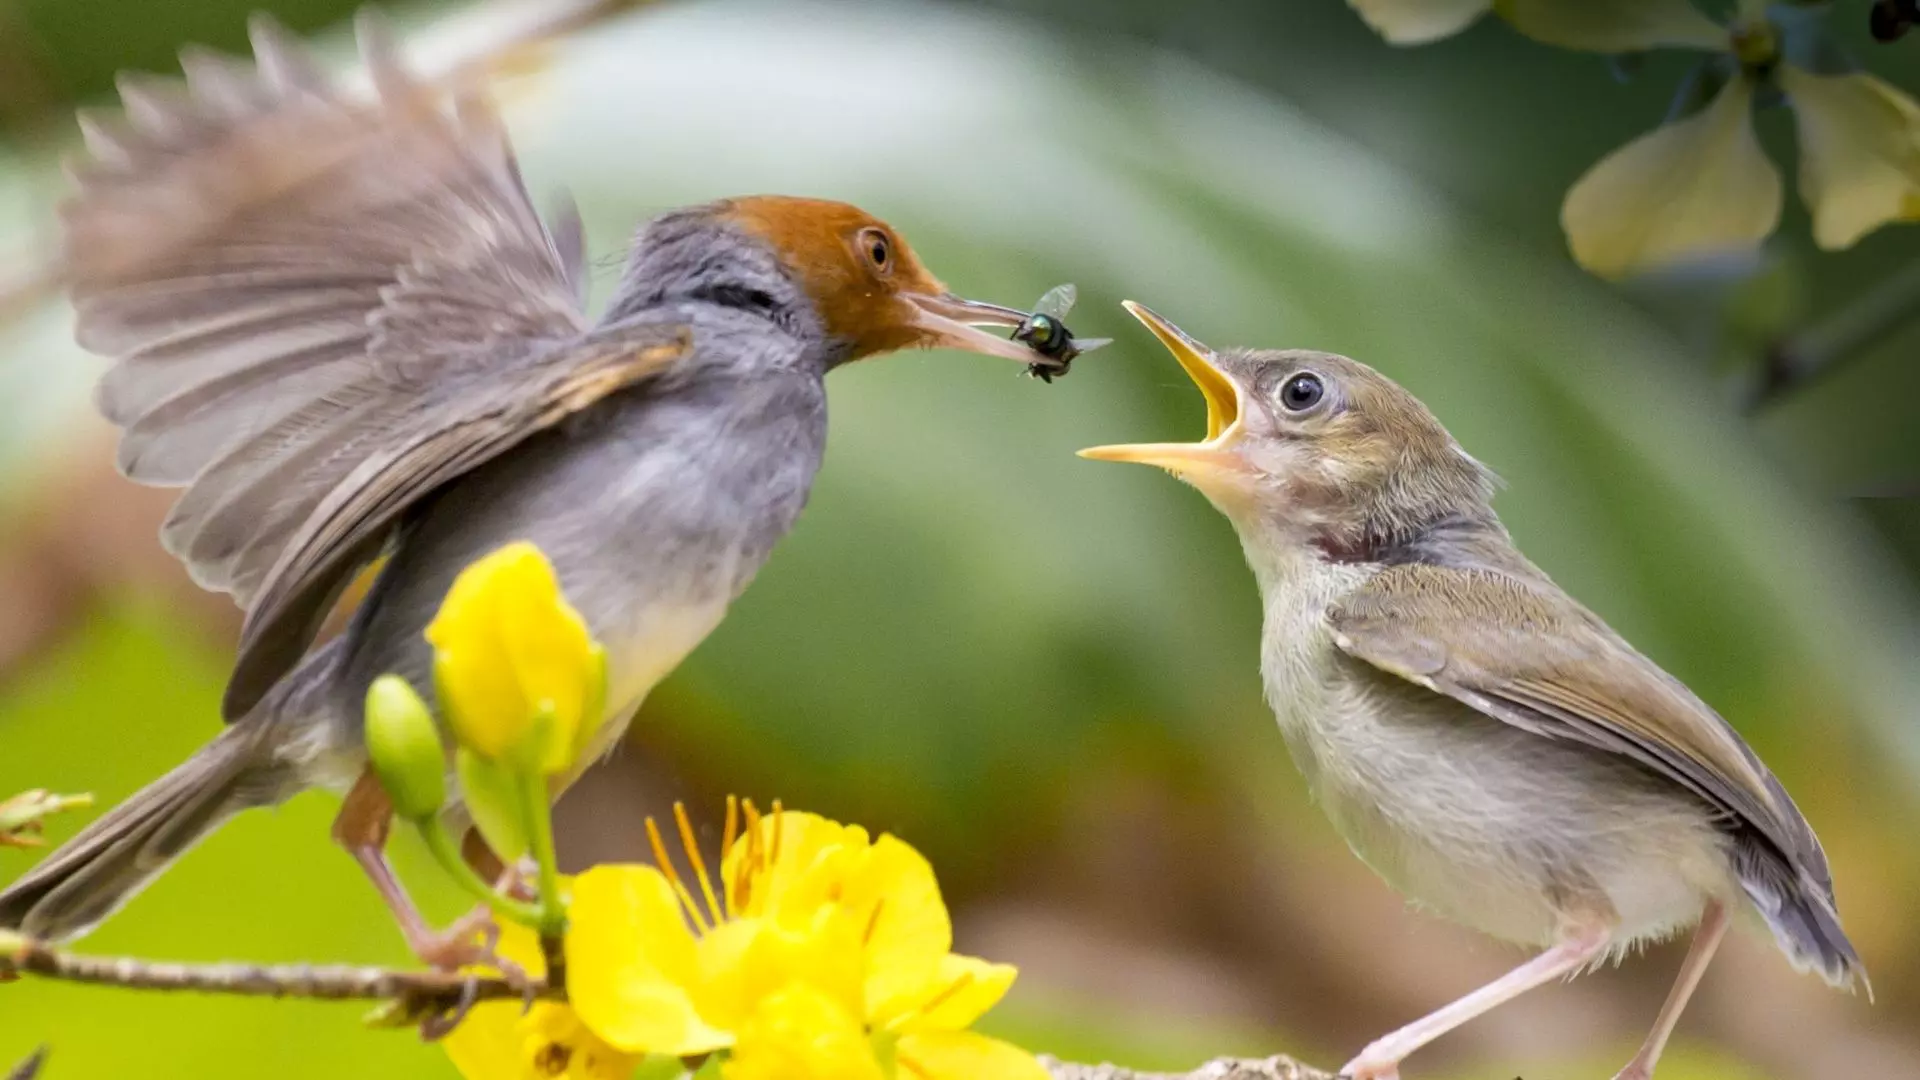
[{"x1": 61, "y1": 13, "x2": 699, "y2": 721}]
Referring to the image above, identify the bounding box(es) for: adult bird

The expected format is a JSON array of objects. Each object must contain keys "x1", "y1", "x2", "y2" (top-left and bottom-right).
[
  {"x1": 1079, "y1": 303, "x2": 1863, "y2": 1080},
  {"x1": 0, "y1": 15, "x2": 1055, "y2": 961}
]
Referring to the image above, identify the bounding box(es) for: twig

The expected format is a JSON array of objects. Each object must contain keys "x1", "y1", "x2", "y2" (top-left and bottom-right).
[
  {"x1": 1746, "y1": 257, "x2": 1920, "y2": 410},
  {"x1": 0, "y1": 935, "x2": 549, "y2": 1026},
  {"x1": 0, "y1": 937, "x2": 1337, "y2": 1075},
  {"x1": 1041, "y1": 1055, "x2": 1335, "y2": 1080}
]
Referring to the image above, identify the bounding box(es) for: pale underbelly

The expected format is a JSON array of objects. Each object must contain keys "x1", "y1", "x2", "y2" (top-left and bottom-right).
[
  {"x1": 1277, "y1": 682, "x2": 1734, "y2": 949},
  {"x1": 584, "y1": 597, "x2": 731, "y2": 762}
]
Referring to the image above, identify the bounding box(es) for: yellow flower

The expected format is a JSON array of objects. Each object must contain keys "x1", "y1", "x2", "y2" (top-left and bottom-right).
[
  {"x1": 1543, "y1": 0, "x2": 1920, "y2": 275},
  {"x1": 1351, "y1": 0, "x2": 1920, "y2": 274},
  {"x1": 1562, "y1": 74, "x2": 1781, "y2": 280},
  {"x1": 425, "y1": 541, "x2": 607, "y2": 775},
  {"x1": 1778, "y1": 68, "x2": 1920, "y2": 250},
  {"x1": 560, "y1": 801, "x2": 1045, "y2": 1079},
  {"x1": 724, "y1": 984, "x2": 884, "y2": 1080},
  {"x1": 443, "y1": 921, "x2": 646, "y2": 1080}
]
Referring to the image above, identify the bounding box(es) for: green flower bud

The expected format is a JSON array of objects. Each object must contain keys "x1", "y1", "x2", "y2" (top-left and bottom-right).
[{"x1": 364, "y1": 675, "x2": 447, "y2": 821}]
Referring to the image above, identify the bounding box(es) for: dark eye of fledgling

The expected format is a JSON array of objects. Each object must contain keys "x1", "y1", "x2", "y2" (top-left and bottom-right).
[{"x1": 1280, "y1": 372, "x2": 1325, "y2": 412}]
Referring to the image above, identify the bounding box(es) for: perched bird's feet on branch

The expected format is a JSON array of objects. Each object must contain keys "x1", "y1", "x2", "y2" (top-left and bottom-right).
[{"x1": 409, "y1": 908, "x2": 531, "y2": 988}]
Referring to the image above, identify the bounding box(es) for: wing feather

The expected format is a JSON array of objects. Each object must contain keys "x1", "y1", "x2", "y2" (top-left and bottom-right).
[
  {"x1": 64, "y1": 13, "x2": 624, "y2": 718},
  {"x1": 222, "y1": 329, "x2": 690, "y2": 716},
  {"x1": 1329, "y1": 564, "x2": 1829, "y2": 886}
]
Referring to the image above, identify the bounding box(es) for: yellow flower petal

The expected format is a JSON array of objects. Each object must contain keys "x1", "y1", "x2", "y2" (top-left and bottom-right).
[
  {"x1": 1780, "y1": 68, "x2": 1920, "y2": 250},
  {"x1": 885, "y1": 954, "x2": 1019, "y2": 1033},
  {"x1": 1495, "y1": 0, "x2": 1727, "y2": 52},
  {"x1": 723, "y1": 984, "x2": 886, "y2": 1080},
  {"x1": 426, "y1": 541, "x2": 598, "y2": 772},
  {"x1": 840, "y1": 836, "x2": 950, "y2": 1018},
  {"x1": 1562, "y1": 75, "x2": 1781, "y2": 279},
  {"x1": 445, "y1": 924, "x2": 642, "y2": 1080},
  {"x1": 443, "y1": 996, "x2": 526, "y2": 1080},
  {"x1": 894, "y1": 1031, "x2": 1051, "y2": 1080},
  {"x1": 1346, "y1": 0, "x2": 1490, "y2": 44},
  {"x1": 494, "y1": 916, "x2": 550, "y2": 975},
  {"x1": 691, "y1": 911, "x2": 866, "y2": 1033},
  {"x1": 567, "y1": 864, "x2": 731, "y2": 1055}
]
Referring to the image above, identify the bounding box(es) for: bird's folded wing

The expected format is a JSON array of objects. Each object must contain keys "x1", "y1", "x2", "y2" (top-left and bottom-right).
[
  {"x1": 225, "y1": 327, "x2": 690, "y2": 719},
  {"x1": 61, "y1": 15, "x2": 626, "y2": 716},
  {"x1": 1328, "y1": 563, "x2": 1830, "y2": 888}
]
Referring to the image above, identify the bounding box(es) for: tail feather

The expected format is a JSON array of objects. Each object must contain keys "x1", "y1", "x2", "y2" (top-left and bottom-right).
[
  {"x1": 1737, "y1": 840, "x2": 1870, "y2": 998},
  {"x1": 0, "y1": 724, "x2": 295, "y2": 941}
]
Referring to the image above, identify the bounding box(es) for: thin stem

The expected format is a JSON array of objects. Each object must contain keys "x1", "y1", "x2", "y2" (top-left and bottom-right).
[
  {"x1": 1747, "y1": 258, "x2": 1920, "y2": 410},
  {"x1": 419, "y1": 815, "x2": 542, "y2": 927},
  {"x1": 523, "y1": 773, "x2": 567, "y2": 931}
]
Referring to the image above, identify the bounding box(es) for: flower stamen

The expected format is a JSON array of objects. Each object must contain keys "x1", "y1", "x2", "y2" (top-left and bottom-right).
[
  {"x1": 645, "y1": 815, "x2": 711, "y2": 935},
  {"x1": 735, "y1": 800, "x2": 765, "y2": 914},
  {"x1": 673, "y1": 801, "x2": 725, "y2": 929},
  {"x1": 721, "y1": 795, "x2": 741, "y2": 918}
]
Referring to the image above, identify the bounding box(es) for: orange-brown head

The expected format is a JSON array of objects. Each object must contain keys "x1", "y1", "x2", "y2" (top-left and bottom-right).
[{"x1": 703, "y1": 196, "x2": 1038, "y2": 365}]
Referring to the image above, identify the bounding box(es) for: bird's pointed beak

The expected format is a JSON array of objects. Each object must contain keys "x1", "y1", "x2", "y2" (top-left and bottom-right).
[
  {"x1": 1078, "y1": 302, "x2": 1248, "y2": 477},
  {"x1": 904, "y1": 292, "x2": 1047, "y2": 364}
]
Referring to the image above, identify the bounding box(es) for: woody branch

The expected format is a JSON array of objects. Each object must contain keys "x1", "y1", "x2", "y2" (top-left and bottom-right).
[{"x1": 0, "y1": 936, "x2": 1334, "y2": 1080}]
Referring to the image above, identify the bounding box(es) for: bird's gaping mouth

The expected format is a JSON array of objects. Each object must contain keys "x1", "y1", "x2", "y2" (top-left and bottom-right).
[{"x1": 1078, "y1": 301, "x2": 1246, "y2": 474}]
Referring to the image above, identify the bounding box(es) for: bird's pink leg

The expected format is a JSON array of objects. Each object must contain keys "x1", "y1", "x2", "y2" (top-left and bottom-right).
[
  {"x1": 1340, "y1": 920, "x2": 1613, "y2": 1080},
  {"x1": 1613, "y1": 901, "x2": 1729, "y2": 1080},
  {"x1": 332, "y1": 769, "x2": 513, "y2": 974}
]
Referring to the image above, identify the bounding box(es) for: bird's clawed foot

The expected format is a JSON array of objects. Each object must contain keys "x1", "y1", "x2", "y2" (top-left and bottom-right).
[{"x1": 408, "y1": 908, "x2": 532, "y2": 991}]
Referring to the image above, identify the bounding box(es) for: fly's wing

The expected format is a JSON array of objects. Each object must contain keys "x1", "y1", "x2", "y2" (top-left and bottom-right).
[
  {"x1": 64, "y1": 14, "x2": 625, "y2": 717},
  {"x1": 1328, "y1": 564, "x2": 1831, "y2": 892},
  {"x1": 1032, "y1": 283, "x2": 1077, "y2": 319}
]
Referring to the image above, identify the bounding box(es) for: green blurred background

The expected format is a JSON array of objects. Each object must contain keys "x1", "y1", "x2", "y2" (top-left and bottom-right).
[{"x1": 2, "y1": 1, "x2": 1917, "y2": 1077}]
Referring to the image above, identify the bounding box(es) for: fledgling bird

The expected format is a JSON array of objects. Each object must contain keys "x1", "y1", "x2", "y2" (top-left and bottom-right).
[
  {"x1": 0, "y1": 16, "x2": 1056, "y2": 958},
  {"x1": 1079, "y1": 304, "x2": 1864, "y2": 1080}
]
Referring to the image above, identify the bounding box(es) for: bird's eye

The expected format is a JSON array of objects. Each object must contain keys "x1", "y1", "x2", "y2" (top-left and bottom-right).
[
  {"x1": 859, "y1": 228, "x2": 892, "y2": 274},
  {"x1": 1279, "y1": 372, "x2": 1324, "y2": 412}
]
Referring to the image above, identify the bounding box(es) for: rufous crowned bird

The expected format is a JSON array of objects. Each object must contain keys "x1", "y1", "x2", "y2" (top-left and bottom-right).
[{"x1": 0, "y1": 14, "x2": 1062, "y2": 964}]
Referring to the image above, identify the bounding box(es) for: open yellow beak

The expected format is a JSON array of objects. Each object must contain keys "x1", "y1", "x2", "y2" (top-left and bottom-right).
[{"x1": 1078, "y1": 301, "x2": 1245, "y2": 475}]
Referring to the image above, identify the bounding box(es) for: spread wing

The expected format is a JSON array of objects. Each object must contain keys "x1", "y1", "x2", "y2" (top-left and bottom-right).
[
  {"x1": 1327, "y1": 563, "x2": 1831, "y2": 892},
  {"x1": 63, "y1": 14, "x2": 658, "y2": 719},
  {"x1": 225, "y1": 327, "x2": 688, "y2": 718}
]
